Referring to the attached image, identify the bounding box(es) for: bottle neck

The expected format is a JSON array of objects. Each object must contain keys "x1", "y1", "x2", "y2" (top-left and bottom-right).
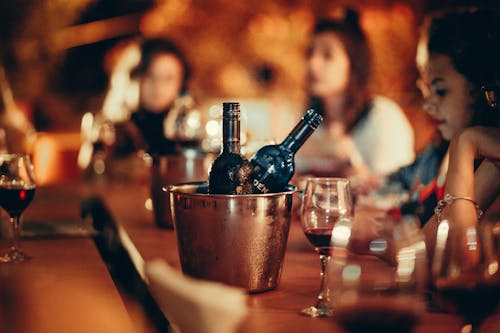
[
  {"x1": 280, "y1": 118, "x2": 317, "y2": 154},
  {"x1": 222, "y1": 115, "x2": 241, "y2": 153}
]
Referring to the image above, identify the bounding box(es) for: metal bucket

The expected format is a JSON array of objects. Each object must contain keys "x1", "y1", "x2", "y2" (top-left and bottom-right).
[
  {"x1": 150, "y1": 153, "x2": 214, "y2": 228},
  {"x1": 168, "y1": 182, "x2": 296, "y2": 293}
]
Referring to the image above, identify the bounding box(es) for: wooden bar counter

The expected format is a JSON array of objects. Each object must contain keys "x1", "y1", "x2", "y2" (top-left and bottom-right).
[
  {"x1": 3, "y1": 176, "x2": 499, "y2": 332},
  {"x1": 96, "y1": 180, "x2": 500, "y2": 333},
  {"x1": 0, "y1": 184, "x2": 136, "y2": 333}
]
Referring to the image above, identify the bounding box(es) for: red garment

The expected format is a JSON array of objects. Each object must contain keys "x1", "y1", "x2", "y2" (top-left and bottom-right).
[{"x1": 417, "y1": 173, "x2": 446, "y2": 204}]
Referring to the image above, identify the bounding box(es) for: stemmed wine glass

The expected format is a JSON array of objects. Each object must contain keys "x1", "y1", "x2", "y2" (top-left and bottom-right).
[
  {"x1": 300, "y1": 177, "x2": 353, "y2": 317},
  {"x1": 0, "y1": 154, "x2": 36, "y2": 263},
  {"x1": 329, "y1": 215, "x2": 427, "y2": 333},
  {"x1": 432, "y1": 215, "x2": 500, "y2": 333}
]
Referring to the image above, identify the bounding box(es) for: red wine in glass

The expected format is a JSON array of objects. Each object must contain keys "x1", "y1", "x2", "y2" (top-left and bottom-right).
[
  {"x1": 329, "y1": 215, "x2": 427, "y2": 333},
  {"x1": 336, "y1": 300, "x2": 420, "y2": 333},
  {"x1": 436, "y1": 275, "x2": 500, "y2": 331},
  {"x1": 304, "y1": 227, "x2": 333, "y2": 255},
  {"x1": 300, "y1": 177, "x2": 353, "y2": 317},
  {"x1": 0, "y1": 154, "x2": 37, "y2": 263},
  {"x1": 0, "y1": 186, "x2": 36, "y2": 217}
]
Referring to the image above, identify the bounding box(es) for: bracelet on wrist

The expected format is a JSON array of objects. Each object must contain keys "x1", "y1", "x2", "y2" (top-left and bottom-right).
[{"x1": 434, "y1": 193, "x2": 483, "y2": 223}]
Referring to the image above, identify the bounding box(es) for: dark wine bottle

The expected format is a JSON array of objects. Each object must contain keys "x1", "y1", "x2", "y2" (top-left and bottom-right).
[
  {"x1": 208, "y1": 102, "x2": 252, "y2": 195},
  {"x1": 249, "y1": 109, "x2": 323, "y2": 194}
]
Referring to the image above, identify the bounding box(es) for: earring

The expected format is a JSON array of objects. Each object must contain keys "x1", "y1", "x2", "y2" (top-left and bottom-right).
[{"x1": 481, "y1": 84, "x2": 499, "y2": 110}]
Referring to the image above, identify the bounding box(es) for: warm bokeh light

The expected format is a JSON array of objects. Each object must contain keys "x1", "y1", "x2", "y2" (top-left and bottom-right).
[
  {"x1": 2, "y1": 1, "x2": 440, "y2": 178},
  {"x1": 32, "y1": 132, "x2": 81, "y2": 185}
]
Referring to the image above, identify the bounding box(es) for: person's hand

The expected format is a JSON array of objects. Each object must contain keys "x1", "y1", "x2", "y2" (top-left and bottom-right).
[{"x1": 348, "y1": 205, "x2": 386, "y2": 254}]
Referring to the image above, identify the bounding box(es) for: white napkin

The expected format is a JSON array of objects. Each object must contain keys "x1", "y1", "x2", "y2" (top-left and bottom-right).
[{"x1": 145, "y1": 259, "x2": 248, "y2": 333}]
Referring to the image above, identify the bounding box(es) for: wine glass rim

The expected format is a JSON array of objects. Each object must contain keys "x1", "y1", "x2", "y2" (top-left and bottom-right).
[
  {"x1": 305, "y1": 177, "x2": 350, "y2": 184},
  {"x1": 167, "y1": 181, "x2": 298, "y2": 197}
]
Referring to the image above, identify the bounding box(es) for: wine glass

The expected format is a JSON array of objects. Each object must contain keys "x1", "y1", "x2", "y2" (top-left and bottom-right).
[
  {"x1": 0, "y1": 154, "x2": 36, "y2": 263},
  {"x1": 300, "y1": 177, "x2": 353, "y2": 317},
  {"x1": 432, "y1": 216, "x2": 500, "y2": 333},
  {"x1": 329, "y1": 215, "x2": 427, "y2": 333}
]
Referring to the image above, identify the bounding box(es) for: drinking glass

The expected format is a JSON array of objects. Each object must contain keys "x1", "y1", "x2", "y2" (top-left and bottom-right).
[
  {"x1": 329, "y1": 215, "x2": 427, "y2": 333},
  {"x1": 432, "y1": 216, "x2": 500, "y2": 333},
  {"x1": 0, "y1": 154, "x2": 36, "y2": 263},
  {"x1": 0, "y1": 129, "x2": 7, "y2": 153},
  {"x1": 300, "y1": 177, "x2": 353, "y2": 317}
]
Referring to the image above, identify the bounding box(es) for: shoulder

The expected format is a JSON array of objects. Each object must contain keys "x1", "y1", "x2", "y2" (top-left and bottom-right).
[
  {"x1": 366, "y1": 95, "x2": 410, "y2": 126},
  {"x1": 354, "y1": 95, "x2": 412, "y2": 136},
  {"x1": 352, "y1": 95, "x2": 415, "y2": 174}
]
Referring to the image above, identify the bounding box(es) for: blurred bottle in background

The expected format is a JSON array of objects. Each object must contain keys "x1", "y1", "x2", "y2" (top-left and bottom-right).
[{"x1": 0, "y1": 66, "x2": 36, "y2": 155}]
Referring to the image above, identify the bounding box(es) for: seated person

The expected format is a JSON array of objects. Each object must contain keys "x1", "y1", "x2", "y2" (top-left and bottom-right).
[
  {"x1": 297, "y1": 9, "x2": 415, "y2": 178},
  {"x1": 374, "y1": 8, "x2": 500, "y2": 225},
  {"x1": 112, "y1": 37, "x2": 201, "y2": 157},
  {"x1": 423, "y1": 126, "x2": 500, "y2": 262}
]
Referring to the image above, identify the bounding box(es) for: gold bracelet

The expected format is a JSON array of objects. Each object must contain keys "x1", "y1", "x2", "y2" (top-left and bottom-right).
[{"x1": 434, "y1": 193, "x2": 483, "y2": 223}]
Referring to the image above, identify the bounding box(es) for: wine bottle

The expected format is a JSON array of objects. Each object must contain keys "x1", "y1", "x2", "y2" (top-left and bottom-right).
[
  {"x1": 208, "y1": 102, "x2": 252, "y2": 194},
  {"x1": 249, "y1": 109, "x2": 323, "y2": 194}
]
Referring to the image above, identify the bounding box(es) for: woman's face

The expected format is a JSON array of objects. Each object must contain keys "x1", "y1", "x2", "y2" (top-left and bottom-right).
[
  {"x1": 307, "y1": 32, "x2": 350, "y2": 98},
  {"x1": 420, "y1": 53, "x2": 474, "y2": 140},
  {"x1": 139, "y1": 53, "x2": 184, "y2": 113}
]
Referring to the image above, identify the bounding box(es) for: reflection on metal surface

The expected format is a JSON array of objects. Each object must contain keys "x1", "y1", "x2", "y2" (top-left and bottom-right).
[
  {"x1": 397, "y1": 246, "x2": 416, "y2": 282},
  {"x1": 433, "y1": 219, "x2": 449, "y2": 277},
  {"x1": 369, "y1": 238, "x2": 388, "y2": 254},
  {"x1": 168, "y1": 181, "x2": 296, "y2": 293},
  {"x1": 466, "y1": 227, "x2": 477, "y2": 251},
  {"x1": 150, "y1": 154, "x2": 214, "y2": 229}
]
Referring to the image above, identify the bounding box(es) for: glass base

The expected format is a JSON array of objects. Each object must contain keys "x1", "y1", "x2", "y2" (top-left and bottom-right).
[
  {"x1": 300, "y1": 305, "x2": 335, "y2": 317},
  {"x1": 0, "y1": 247, "x2": 31, "y2": 263},
  {"x1": 461, "y1": 324, "x2": 473, "y2": 333}
]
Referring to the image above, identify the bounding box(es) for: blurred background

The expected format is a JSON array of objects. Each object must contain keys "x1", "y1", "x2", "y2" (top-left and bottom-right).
[{"x1": 0, "y1": 0, "x2": 497, "y2": 184}]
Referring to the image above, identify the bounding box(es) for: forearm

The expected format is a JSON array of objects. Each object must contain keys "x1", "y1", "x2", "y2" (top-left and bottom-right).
[
  {"x1": 445, "y1": 130, "x2": 476, "y2": 197},
  {"x1": 474, "y1": 161, "x2": 500, "y2": 209},
  {"x1": 423, "y1": 131, "x2": 481, "y2": 264},
  {"x1": 446, "y1": 126, "x2": 500, "y2": 197}
]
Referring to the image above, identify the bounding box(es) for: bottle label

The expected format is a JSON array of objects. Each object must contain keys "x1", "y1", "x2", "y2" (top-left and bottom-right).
[{"x1": 253, "y1": 178, "x2": 269, "y2": 194}]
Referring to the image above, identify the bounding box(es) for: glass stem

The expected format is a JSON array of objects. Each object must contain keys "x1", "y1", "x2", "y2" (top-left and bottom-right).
[
  {"x1": 315, "y1": 254, "x2": 331, "y2": 308},
  {"x1": 10, "y1": 215, "x2": 21, "y2": 250}
]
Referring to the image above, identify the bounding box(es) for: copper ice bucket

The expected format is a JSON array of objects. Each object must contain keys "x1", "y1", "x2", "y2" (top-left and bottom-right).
[
  {"x1": 150, "y1": 153, "x2": 214, "y2": 228},
  {"x1": 168, "y1": 182, "x2": 296, "y2": 293}
]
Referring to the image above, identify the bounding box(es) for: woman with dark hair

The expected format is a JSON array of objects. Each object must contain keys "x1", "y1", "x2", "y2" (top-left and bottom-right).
[
  {"x1": 298, "y1": 9, "x2": 415, "y2": 177},
  {"x1": 351, "y1": 11, "x2": 499, "y2": 304},
  {"x1": 130, "y1": 38, "x2": 191, "y2": 94},
  {"x1": 389, "y1": 7, "x2": 500, "y2": 225},
  {"x1": 111, "y1": 37, "x2": 200, "y2": 157}
]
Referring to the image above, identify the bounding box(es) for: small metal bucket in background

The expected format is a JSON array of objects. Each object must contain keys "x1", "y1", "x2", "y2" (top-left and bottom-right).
[
  {"x1": 168, "y1": 182, "x2": 296, "y2": 293},
  {"x1": 150, "y1": 152, "x2": 214, "y2": 228}
]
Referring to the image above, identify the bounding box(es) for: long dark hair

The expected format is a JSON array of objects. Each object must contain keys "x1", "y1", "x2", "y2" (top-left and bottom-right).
[
  {"x1": 426, "y1": 8, "x2": 500, "y2": 127},
  {"x1": 131, "y1": 37, "x2": 191, "y2": 93},
  {"x1": 309, "y1": 9, "x2": 372, "y2": 131}
]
